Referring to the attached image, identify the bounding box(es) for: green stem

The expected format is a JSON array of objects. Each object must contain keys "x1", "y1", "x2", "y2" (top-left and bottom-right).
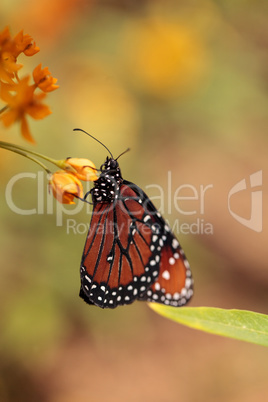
[
  {"x1": 0, "y1": 140, "x2": 59, "y2": 165},
  {"x1": 0, "y1": 140, "x2": 77, "y2": 173},
  {"x1": 0, "y1": 144, "x2": 51, "y2": 174}
]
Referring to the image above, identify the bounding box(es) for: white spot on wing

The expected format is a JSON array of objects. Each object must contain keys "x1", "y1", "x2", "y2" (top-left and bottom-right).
[
  {"x1": 184, "y1": 260, "x2": 190, "y2": 269},
  {"x1": 162, "y1": 270, "x2": 170, "y2": 280},
  {"x1": 172, "y1": 238, "x2": 179, "y2": 248},
  {"x1": 144, "y1": 215, "x2": 150, "y2": 222},
  {"x1": 140, "y1": 276, "x2": 146, "y2": 282},
  {"x1": 185, "y1": 278, "x2": 192, "y2": 289}
]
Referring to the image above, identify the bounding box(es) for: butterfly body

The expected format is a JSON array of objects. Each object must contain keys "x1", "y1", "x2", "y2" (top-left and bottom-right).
[
  {"x1": 80, "y1": 157, "x2": 193, "y2": 309},
  {"x1": 91, "y1": 157, "x2": 123, "y2": 203}
]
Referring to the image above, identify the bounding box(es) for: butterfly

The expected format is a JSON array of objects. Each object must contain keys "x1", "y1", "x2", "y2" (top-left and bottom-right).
[{"x1": 76, "y1": 129, "x2": 194, "y2": 309}]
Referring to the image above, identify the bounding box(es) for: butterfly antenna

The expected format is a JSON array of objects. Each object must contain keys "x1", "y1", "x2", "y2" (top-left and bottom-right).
[
  {"x1": 115, "y1": 148, "x2": 130, "y2": 161},
  {"x1": 73, "y1": 128, "x2": 114, "y2": 158}
]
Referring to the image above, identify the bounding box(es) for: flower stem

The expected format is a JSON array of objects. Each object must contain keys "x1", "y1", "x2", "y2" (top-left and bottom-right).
[
  {"x1": 0, "y1": 105, "x2": 8, "y2": 114},
  {"x1": 0, "y1": 140, "x2": 57, "y2": 163},
  {"x1": 0, "y1": 141, "x2": 75, "y2": 172},
  {"x1": 0, "y1": 143, "x2": 51, "y2": 174}
]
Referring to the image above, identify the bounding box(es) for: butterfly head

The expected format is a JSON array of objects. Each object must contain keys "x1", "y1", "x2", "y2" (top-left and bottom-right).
[
  {"x1": 100, "y1": 157, "x2": 123, "y2": 181},
  {"x1": 101, "y1": 157, "x2": 119, "y2": 173}
]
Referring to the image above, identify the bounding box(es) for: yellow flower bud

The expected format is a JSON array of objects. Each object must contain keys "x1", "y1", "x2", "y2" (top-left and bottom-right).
[
  {"x1": 65, "y1": 158, "x2": 98, "y2": 181},
  {"x1": 49, "y1": 171, "x2": 83, "y2": 204}
]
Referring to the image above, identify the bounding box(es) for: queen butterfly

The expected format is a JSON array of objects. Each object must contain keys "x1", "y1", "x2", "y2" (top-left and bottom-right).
[{"x1": 76, "y1": 129, "x2": 193, "y2": 309}]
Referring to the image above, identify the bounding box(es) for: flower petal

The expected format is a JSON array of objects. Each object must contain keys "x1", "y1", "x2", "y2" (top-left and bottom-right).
[
  {"x1": 0, "y1": 108, "x2": 18, "y2": 127},
  {"x1": 21, "y1": 116, "x2": 35, "y2": 143},
  {"x1": 26, "y1": 102, "x2": 52, "y2": 119},
  {"x1": 24, "y1": 41, "x2": 40, "y2": 56},
  {"x1": 0, "y1": 26, "x2": 11, "y2": 46},
  {"x1": 0, "y1": 82, "x2": 14, "y2": 103}
]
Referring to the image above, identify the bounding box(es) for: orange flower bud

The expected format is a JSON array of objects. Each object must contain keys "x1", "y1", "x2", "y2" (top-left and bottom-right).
[
  {"x1": 65, "y1": 158, "x2": 98, "y2": 181},
  {"x1": 49, "y1": 171, "x2": 83, "y2": 204}
]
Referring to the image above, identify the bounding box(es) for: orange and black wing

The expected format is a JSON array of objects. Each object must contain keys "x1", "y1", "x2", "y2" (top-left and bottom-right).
[
  {"x1": 80, "y1": 181, "x2": 193, "y2": 308},
  {"x1": 80, "y1": 183, "x2": 163, "y2": 308}
]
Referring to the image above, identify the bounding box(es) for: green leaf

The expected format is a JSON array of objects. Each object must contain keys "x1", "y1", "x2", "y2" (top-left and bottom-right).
[{"x1": 149, "y1": 304, "x2": 268, "y2": 347}]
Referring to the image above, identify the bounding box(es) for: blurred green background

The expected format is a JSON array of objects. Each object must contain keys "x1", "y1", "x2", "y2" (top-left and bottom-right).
[{"x1": 0, "y1": 1, "x2": 267, "y2": 401}]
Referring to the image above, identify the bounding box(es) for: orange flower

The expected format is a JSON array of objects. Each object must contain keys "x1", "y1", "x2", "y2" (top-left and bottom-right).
[
  {"x1": 49, "y1": 171, "x2": 83, "y2": 204},
  {"x1": 65, "y1": 158, "x2": 98, "y2": 181},
  {"x1": 0, "y1": 76, "x2": 51, "y2": 143},
  {"x1": 13, "y1": 31, "x2": 40, "y2": 57},
  {"x1": 0, "y1": 27, "x2": 21, "y2": 83},
  {"x1": 33, "y1": 64, "x2": 59, "y2": 92},
  {"x1": 0, "y1": 27, "x2": 39, "y2": 84}
]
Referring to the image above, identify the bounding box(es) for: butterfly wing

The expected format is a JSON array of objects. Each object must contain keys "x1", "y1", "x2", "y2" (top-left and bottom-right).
[
  {"x1": 123, "y1": 180, "x2": 194, "y2": 307},
  {"x1": 137, "y1": 231, "x2": 193, "y2": 306},
  {"x1": 80, "y1": 183, "x2": 164, "y2": 308},
  {"x1": 80, "y1": 179, "x2": 193, "y2": 308}
]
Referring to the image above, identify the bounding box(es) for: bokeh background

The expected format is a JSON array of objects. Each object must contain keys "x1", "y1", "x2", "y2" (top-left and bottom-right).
[{"x1": 0, "y1": 1, "x2": 268, "y2": 401}]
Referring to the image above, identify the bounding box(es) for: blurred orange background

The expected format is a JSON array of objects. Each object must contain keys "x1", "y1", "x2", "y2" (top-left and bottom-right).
[{"x1": 0, "y1": 1, "x2": 268, "y2": 401}]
